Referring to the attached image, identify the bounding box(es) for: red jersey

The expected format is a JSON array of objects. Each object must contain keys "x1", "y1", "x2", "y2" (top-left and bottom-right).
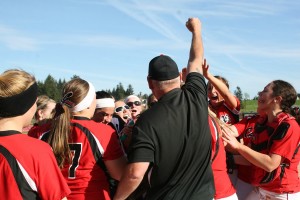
[
  {"x1": 209, "y1": 96, "x2": 241, "y2": 124},
  {"x1": 40, "y1": 116, "x2": 124, "y2": 200},
  {"x1": 28, "y1": 123, "x2": 51, "y2": 139},
  {"x1": 209, "y1": 116, "x2": 236, "y2": 199},
  {"x1": 0, "y1": 131, "x2": 70, "y2": 200},
  {"x1": 234, "y1": 114, "x2": 268, "y2": 184},
  {"x1": 236, "y1": 113, "x2": 300, "y2": 193},
  {"x1": 257, "y1": 113, "x2": 300, "y2": 193}
]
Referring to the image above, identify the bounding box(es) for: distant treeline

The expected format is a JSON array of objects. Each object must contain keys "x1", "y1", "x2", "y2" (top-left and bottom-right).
[
  {"x1": 37, "y1": 74, "x2": 149, "y2": 102},
  {"x1": 37, "y1": 74, "x2": 299, "y2": 108}
]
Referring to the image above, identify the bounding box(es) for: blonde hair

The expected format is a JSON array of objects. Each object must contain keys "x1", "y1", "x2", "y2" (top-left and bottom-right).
[
  {"x1": 48, "y1": 78, "x2": 90, "y2": 168},
  {"x1": 208, "y1": 108, "x2": 234, "y2": 137},
  {"x1": 34, "y1": 95, "x2": 56, "y2": 121},
  {"x1": 0, "y1": 69, "x2": 35, "y2": 98}
]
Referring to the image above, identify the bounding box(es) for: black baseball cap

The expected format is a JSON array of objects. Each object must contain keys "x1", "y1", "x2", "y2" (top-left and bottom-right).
[{"x1": 148, "y1": 55, "x2": 180, "y2": 81}]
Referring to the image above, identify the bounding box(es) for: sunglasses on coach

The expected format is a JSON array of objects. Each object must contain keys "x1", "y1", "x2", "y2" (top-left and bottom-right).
[
  {"x1": 126, "y1": 101, "x2": 142, "y2": 107},
  {"x1": 115, "y1": 105, "x2": 130, "y2": 113}
]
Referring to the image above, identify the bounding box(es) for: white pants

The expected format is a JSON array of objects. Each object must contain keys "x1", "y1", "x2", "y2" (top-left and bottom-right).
[{"x1": 245, "y1": 187, "x2": 300, "y2": 200}]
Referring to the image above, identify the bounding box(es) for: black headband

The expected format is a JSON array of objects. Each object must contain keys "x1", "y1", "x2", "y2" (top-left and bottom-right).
[{"x1": 0, "y1": 83, "x2": 38, "y2": 118}]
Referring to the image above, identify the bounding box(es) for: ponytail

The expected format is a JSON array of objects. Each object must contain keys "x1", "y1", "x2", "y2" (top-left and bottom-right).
[{"x1": 48, "y1": 103, "x2": 72, "y2": 168}]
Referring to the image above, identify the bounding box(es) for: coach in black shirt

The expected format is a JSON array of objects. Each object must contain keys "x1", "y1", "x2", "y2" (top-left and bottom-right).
[{"x1": 114, "y1": 17, "x2": 215, "y2": 200}]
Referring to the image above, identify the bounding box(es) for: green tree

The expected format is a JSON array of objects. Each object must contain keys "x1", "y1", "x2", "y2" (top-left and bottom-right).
[
  {"x1": 125, "y1": 84, "x2": 134, "y2": 96},
  {"x1": 57, "y1": 78, "x2": 66, "y2": 99},
  {"x1": 43, "y1": 75, "x2": 60, "y2": 101},
  {"x1": 234, "y1": 86, "x2": 243, "y2": 101},
  {"x1": 113, "y1": 82, "x2": 126, "y2": 100},
  {"x1": 37, "y1": 80, "x2": 46, "y2": 95},
  {"x1": 253, "y1": 96, "x2": 259, "y2": 100},
  {"x1": 244, "y1": 93, "x2": 250, "y2": 100},
  {"x1": 70, "y1": 75, "x2": 80, "y2": 80},
  {"x1": 234, "y1": 86, "x2": 244, "y2": 108}
]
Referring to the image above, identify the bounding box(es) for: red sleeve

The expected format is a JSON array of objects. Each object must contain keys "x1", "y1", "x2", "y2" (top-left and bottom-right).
[
  {"x1": 100, "y1": 125, "x2": 124, "y2": 161},
  {"x1": 0, "y1": 154, "x2": 23, "y2": 200},
  {"x1": 269, "y1": 120, "x2": 300, "y2": 161},
  {"x1": 27, "y1": 125, "x2": 39, "y2": 138},
  {"x1": 235, "y1": 96, "x2": 241, "y2": 111},
  {"x1": 27, "y1": 123, "x2": 51, "y2": 139},
  {"x1": 233, "y1": 117, "x2": 248, "y2": 137},
  {"x1": 35, "y1": 144, "x2": 71, "y2": 200}
]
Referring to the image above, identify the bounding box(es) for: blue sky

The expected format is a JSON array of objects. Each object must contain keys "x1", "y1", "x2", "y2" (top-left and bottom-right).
[{"x1": 0, "y1": 0, "x2": 299, "y2": 99}]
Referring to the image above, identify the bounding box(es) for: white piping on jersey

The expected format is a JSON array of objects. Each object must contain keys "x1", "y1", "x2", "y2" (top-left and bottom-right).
[
  {"x1": 17, "y1": 160, "x2": 38, "y2": 192},
  {"x1": 90, "y1": 132, "x2": 104, "y2": 154},
  {"x1": 38, "y1": 130, "x2": 50, "y2": 140}
]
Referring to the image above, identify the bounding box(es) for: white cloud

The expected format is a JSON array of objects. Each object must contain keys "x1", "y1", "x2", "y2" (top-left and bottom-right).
[{"x1": 0, "y1": 25, "x2": 39, "y2": 51}]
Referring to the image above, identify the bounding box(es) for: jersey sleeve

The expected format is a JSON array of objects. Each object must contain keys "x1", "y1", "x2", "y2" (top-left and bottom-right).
[
  {"x1": 101, "y1": 126, "x2": 124, "y2": 161},
  {"x1": 184, "y1": 73, "x2": 207, "y2": 100},
  {"x1": 35, "y1": 144, "x2": 71, "y2": 200},
  {"x1": 233, "y1": 117, "x2": 249, "y2": 137},
  {"x1": 269, "y1": 120, "x2": 300, "y2": 161},
  {"x1": 0, "y1": 154, "x2": 23, "y2": 200},
  {"x1": 27, "y1": 125, "x2": 39, "y2": 138},
  {"x1": 235, "y1": 96, "x2": 241, "y2": 111}
]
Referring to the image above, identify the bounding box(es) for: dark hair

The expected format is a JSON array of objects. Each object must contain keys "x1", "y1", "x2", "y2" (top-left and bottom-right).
[
  {"x1": 96, "y1": 90, "x2": 113, "y2": 99},
  {"x1": 147, "y1": 93, "x2": 157, "y2": 108},
  {"x1": 271, "y1": 80, "x2": 297, "y2": 113}
]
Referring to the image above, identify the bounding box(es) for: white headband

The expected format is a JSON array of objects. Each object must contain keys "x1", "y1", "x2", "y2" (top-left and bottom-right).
[
  {"x1": 96, "y1": 98, "x2": 115, "y2": 109},
  {"x1": 72, "y1": 81, "x2": 95, "y2": 112}
]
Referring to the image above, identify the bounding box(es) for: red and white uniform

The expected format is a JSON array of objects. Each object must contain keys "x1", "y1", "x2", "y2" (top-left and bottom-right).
[
  {"x1": 255, "y1": 113, "x2": 300, "y2": 193},
  {"x1": 209, "y1": 116, "x2": 236, "y2": 199},
  {"x1": 209, "y1": 97, "x2": 240, "y2": 124},
  {"x1": 234, "y1": 114, "x2": 267, "y2": 184},
  {"x1": 37, "y1": 116, "x2": 124, "y2": 200},
  {"x1": 0, "y1": 131, "x2": 70, "y2": 200},
  {"x1": 236, "y1": 113, "x2": 300, "y2": 194},
  {"x1": 28, "y1": 123, "x2": 51, "y2": 139}
]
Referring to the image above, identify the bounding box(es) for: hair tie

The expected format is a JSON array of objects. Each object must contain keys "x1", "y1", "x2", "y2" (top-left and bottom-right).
[{"x1": 60, "y1": 92, "x2": 74, "y2": 108}]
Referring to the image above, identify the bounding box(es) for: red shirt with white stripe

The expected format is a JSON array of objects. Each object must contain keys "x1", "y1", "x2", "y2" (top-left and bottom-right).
[{"x1": 209, "y1": 116, "x2": 236, "y2": 199}]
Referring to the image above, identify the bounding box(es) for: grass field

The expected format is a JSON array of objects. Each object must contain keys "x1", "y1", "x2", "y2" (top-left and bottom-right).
[{"x1": 241, "y1": 99, "x2": 300, "y2": 113}]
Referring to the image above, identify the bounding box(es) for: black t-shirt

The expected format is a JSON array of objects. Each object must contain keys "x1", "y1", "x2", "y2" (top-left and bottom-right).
[{"x1": 128, "y1": 73, "x2": 215, "y2": 200}]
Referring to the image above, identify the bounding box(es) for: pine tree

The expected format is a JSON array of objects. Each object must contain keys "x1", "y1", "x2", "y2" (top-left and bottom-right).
[
  {"x1": 44, "y1": 75, "x2": 60, "y2": 101},
  {"x1": 125, "y1": 84, "x2": 134, "y2": 96},
  {"x1": 234, "y1": 86, "x2": 244, "y2": 108}
]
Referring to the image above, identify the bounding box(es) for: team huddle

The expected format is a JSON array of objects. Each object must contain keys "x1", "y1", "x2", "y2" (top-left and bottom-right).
[{"x1": 0, "y1": 17, "x2": 299, "y2": 200}]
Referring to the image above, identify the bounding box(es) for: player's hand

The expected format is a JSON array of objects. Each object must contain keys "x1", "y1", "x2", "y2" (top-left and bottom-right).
[
  {"x1": 222, "y1": 127, "x2": 241, "y2": 151},
  {"x1": 186, "y1": 17, "x2": 201, "y2": 33},
  {"x1": 202, "y1": 58, "x2": 210, "y2": 78}
]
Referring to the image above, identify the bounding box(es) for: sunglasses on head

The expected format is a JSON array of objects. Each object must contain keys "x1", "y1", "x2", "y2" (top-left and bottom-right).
[
  {"x1": 115, "y1": 105, "x2": 130, "y2": 113},
  {"x1": 127, "y1": 101, "x2": 141, "y2": 107}
]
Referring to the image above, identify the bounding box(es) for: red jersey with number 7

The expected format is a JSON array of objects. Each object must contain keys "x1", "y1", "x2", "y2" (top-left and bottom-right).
[{"x1": 63, "y1": 117, "x2": 124, "y2": 200}]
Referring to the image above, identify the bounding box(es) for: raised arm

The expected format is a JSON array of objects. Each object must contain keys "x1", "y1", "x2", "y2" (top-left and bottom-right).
[
  {"x1": 203, "y1": 63, "x2": 238, "y2": 109},
  {"x1": 186, "y1": 18, "x2": 203, "y2": 74}
]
